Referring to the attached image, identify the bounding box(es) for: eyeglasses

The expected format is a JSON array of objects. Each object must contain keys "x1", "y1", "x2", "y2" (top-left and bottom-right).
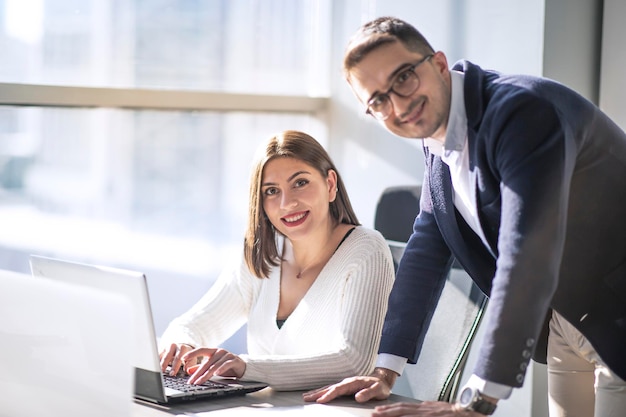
[{"x1": 365, "y1": 54, "x2": 433, "y2": 121}]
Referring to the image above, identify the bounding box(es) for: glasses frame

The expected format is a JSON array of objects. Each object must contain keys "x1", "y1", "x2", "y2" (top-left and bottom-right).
[{"x1": 365, "y1": 54, "x2": 434, "y2": 121}]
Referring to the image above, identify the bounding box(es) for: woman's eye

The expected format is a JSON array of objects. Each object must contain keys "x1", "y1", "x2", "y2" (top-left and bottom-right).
[
  {"x1": 264, "y1": 187, "x2": 278, "y2": 196},
  {"x1": 294, "y1": 179, "x2": 309, "y2": 188}
]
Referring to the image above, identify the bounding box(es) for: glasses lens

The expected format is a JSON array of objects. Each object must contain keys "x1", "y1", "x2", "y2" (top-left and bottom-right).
[
  {"x1": 393, "y1": 69, "x2": 419, "y2": 96},
  {"x1": 368, "y1": 96, "x2": 390, "y2": 120}
]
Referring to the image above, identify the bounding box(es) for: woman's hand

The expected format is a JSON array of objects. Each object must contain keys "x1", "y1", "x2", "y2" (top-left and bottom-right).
[
  {"x1": 159, "y1": 342, "x2": 194, "y2": 376},
  {"x1": 183, "y1": 347, "x2": 246, "y2": 384}
]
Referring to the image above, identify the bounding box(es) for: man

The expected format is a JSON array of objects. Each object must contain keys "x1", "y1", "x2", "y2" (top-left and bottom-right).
[{"x1": 303, "y1": 16, "x2": 626, "y2": 417}]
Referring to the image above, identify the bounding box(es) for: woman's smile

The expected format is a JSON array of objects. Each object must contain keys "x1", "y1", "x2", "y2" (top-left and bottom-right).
[{"x1": 281, "y1": 211, "x2": 309, "y2": 227}]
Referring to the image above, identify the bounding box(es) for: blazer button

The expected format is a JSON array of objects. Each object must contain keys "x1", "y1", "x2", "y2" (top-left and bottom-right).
[
  {"x1": 522, "y1": 349, "x2": 532, "y2": 359},
  {"x1": 516, "y1": 374, "x2": 524, "y2": 384},
  {"x1": 526, "y1": 338, "x2": 535, "y2": 347},
  {"x1": 520, "y1": 362, "x2": 528, "y2": 371}
]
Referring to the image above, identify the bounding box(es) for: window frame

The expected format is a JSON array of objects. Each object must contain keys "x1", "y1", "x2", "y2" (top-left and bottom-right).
[{"x1": 0, "y1": 82, "x2": 329, "y2": 113}]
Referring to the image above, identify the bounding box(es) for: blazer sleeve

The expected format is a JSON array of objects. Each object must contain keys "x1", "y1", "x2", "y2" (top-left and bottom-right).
[
  {"x1": 471, "y1": 88, "x2": 571, "y2": 387},
  {"x1": 378, "y1": 152, "x2": 455, "y2": 363}
]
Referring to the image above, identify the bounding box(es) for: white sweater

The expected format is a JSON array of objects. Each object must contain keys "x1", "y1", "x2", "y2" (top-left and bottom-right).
[{"x1": 159, "y1": 226, "x2": 394, "y2": 390}]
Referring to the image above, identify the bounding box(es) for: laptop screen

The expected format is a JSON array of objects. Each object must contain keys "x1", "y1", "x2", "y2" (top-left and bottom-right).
[
  {"x1": 0, "y1": 269, "x2": 134, "y2": 417},
  {"x1": 29, "y1": 255, "x2": 161, "y2": 374},
  {"x1": 28, "y1": 255, "x2": 268, "y2": 404}
]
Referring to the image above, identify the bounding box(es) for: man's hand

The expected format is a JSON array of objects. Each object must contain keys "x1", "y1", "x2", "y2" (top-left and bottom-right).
[
  {"x1": 302, "y1": 367, "x2": 398, "y2": 404},
  {"x1": 370, "y1": 401, "x2": 484, "y2": 416}
]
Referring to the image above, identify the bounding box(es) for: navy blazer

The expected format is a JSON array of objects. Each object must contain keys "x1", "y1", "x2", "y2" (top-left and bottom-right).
[{"x1": 380, "y1": 60, "x2": 626, "y2": 387}]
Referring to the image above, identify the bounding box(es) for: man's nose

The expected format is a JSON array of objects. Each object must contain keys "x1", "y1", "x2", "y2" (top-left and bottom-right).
[{"x1": 388, "y1": 93, "x2": 412, "y2": 118}]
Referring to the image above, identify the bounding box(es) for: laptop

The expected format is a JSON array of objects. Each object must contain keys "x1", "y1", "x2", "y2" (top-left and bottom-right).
[
  {"x1": 29, "y1": 255, "x2": 268, "y2": 404},
  {"x1": 0, "y1": 269, "x2": 134, "y2": 417}
]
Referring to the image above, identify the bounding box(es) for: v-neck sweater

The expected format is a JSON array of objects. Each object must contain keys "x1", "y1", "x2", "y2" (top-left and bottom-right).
[{"x1": 159, "y1": 226, "x2": 394, "y2": 390}]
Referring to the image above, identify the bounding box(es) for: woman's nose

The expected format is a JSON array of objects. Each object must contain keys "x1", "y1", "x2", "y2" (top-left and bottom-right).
[{"x1": 280, "y1": 190, "x2": 297, "y2": 209}]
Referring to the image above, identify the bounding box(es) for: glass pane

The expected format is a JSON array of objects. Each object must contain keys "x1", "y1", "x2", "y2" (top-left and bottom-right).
[
  {"x1": 0, "y1": 0, "x2": 330, "y2": 95},
  {"x1": 0, "y1": 106, "x2": 325, "y2": 281}
]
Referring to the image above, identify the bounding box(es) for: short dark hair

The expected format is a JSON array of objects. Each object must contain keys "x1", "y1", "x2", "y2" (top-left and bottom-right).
[
  {"x1": 244, "y1": 130, "x2": 360, "y2": 278},
  {"x1": 343, "y1": 16, "x2": 435, "y2": 76}
]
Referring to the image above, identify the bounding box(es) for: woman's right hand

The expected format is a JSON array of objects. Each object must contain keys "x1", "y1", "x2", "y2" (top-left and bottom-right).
[{"x1": 159, "y1": 343, "x2": 195, "y2": 376}]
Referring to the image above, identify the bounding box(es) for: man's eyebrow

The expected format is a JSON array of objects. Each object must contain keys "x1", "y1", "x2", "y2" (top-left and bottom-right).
[{"x1": 366, "y1": 62, "x2": 414, "y2": 104}]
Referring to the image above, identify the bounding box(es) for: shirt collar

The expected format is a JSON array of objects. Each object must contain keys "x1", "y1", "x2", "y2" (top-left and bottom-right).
[{"x1": 423, "y1": 70, "x2": 467, "y2": 156}]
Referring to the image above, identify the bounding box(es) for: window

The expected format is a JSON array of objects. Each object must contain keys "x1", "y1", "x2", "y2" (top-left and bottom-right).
[
  {"x1": 0, "y1": 0, "x2": 331, "y2": 296},
  {"x1": 1, "y1": 0, "x2": 330, "y2": 94}
]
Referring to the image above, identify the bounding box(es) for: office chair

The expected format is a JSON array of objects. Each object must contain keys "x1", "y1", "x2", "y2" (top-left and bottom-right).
[
  {"x1": 374, "y1": 185, "x2": 421, "y2": 272},
  {"x1": 374, "y1": 185, "x2": 488, "y2": 402},
  {"x1": 374, "y1": 185, "x2": 422, "y2": 243}
]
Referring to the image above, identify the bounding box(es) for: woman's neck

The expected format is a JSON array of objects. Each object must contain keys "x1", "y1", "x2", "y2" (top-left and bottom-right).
[{"x1": 287, "y1": 222, "x2": 351, "y2": 278}]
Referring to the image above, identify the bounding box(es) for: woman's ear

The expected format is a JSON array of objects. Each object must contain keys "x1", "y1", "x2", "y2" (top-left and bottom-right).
[{"x1": 327, "y1": 169, "x2": 338, "y2": 202}]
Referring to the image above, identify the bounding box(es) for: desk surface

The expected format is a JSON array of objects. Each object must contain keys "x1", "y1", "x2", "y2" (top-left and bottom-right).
[{"x1": 133, "y1": 388, "x2": 421, "y2": 416}]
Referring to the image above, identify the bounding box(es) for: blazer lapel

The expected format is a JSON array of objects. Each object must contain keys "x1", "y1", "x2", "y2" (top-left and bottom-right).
[
  {"x1": 429, "y1": 155, "x2": 496, "y2": 292},
  {"x1": 430, "y1": 156, "x2": 462, "y2": 241}
]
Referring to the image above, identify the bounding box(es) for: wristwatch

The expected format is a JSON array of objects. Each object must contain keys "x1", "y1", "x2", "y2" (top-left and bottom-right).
[{"x1": 457, "y1": 386, "x2": 497, "y2": 415}]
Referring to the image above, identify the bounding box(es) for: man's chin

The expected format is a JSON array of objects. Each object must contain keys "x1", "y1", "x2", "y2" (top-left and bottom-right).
[
  {"x1": 388, "y1": 120, "x2": 436, "y2": 139},
  {"x1": 392, "y1": 127, "x2": 431, "y2": 140}
]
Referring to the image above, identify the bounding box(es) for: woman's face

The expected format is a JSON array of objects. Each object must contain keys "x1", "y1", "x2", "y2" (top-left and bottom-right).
[{"x1": 261, "y1": 157, "x2": 337, "y2": 242}]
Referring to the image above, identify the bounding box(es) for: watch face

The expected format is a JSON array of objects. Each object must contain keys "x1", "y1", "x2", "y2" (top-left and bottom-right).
[
  {"x1": 459, "y1": 387, "x2": 474, "y2": 405},
  {"x1": 458, "y1": 387, "x2": 497, "y2": 415}
]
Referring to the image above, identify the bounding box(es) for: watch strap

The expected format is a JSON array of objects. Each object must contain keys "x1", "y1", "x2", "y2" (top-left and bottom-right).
[
  {"x1": 458, "y1": 387, "x2": 497, "y2": 415},
  {"x1": 470, "y1": 397, "x2": 497, "y2": 415}
]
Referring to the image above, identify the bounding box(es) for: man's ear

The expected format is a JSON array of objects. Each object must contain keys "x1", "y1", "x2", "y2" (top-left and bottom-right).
[{"x1": 431, "y1": 51, "x2": 449, "y2": 76}]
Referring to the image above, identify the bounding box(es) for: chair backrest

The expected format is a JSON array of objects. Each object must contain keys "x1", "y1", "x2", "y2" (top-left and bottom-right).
[
  {"x1": 388, "y1": 241, "x2": 487, "y2": 402},
  {"x1": 374, "y1": 185, "x2": 422, "y2": 243},
  {"x1": 374, "y1": 186, "x2": 488, "y2": 402}
]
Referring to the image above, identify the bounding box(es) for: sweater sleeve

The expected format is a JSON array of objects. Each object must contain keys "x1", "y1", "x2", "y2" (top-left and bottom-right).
[
  {"x1": 159, "y1": 253, "x2": 259, "y2": 350},
  {"x1": 240, "y1": 228, "x2": 395, "y2": 390}
]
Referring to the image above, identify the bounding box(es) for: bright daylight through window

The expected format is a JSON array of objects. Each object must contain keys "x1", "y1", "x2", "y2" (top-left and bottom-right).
[{"x1": 0, "y1": 0, "x2": 331, "y2": 288}]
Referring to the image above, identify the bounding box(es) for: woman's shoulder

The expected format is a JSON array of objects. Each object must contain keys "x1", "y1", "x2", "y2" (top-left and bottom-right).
[
  {"x1": 348, "y1": 225, "x2": 385, "y2": 239},
  {"x1": 343, "y1": 226, "x2": 388, "y2": 252},
  {"x1": 335, "y1": 226, "x2": 394, "y2": 282}
]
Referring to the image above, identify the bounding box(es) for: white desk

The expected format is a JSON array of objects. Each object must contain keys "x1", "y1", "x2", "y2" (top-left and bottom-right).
[{"x1": 133, "y1": 388, "x2": 421, "y2": 416}]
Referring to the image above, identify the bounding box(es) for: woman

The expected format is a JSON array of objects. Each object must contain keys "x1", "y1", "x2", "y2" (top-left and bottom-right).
[{"x1": 159, "y1": 130, "x2": 394, "y2": 390}]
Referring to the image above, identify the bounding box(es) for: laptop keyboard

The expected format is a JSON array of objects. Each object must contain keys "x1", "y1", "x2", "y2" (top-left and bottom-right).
[
  {"x1": 163, "y1": 367, "x2": 229, "y2": 392},
  {"x1": 163, "y1": 374, "x2": 228, "y2": 392}
]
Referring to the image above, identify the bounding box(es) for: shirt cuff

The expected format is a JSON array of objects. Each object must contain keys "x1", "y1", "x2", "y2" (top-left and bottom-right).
[
  {"x1": 375, "y1": 353, "x2": 408, "y2": 376},
  {"x1": 461, "y1": 374, "x2": 513, "y2": 400}
]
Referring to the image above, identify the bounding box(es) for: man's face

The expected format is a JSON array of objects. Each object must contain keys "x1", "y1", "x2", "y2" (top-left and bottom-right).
[{"x1": 347, "y1": 41, "x2": 451, "y2": 141}]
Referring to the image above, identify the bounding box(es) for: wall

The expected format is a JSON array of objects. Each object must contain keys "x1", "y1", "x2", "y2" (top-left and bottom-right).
[
  {"x1": 599, "y1": 0, "x2": 626, "y2": 130},
  {"x1": 543, "y1": 0, "x2": 603, "y2": 103}
]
